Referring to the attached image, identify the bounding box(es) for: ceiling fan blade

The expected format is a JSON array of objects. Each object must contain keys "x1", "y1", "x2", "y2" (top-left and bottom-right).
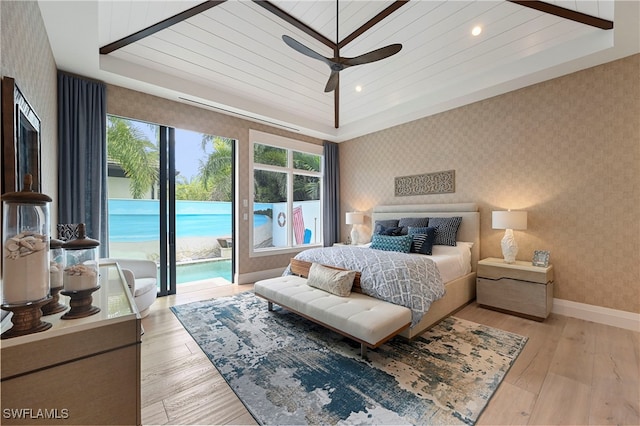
[
  {"x1": 282, "y1": 35, "x2": 331, "y2": 66},
  {"x1": 342, "y1": 43, "x2": 402, "y2": 67},
  {"x1": 324, "y1": 70, "x2": 340, "y2": 93}
]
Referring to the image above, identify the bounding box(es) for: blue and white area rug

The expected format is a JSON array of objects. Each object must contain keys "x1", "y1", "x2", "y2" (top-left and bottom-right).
[{"x1": 171, "y1": 292, "x2": 527, "y2": 425}]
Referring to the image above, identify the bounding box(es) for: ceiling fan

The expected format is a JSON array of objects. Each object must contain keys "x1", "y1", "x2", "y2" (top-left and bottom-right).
[{"x1": 282, "y1": 1, "x2": 402, "y2": 93}]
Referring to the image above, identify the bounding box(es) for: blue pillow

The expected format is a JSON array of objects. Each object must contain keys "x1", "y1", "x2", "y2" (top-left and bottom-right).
[
  {"x1": 428, "y1": 217, "x2": 462, "y2": 246},
  {"x1": 407, "y1": 226, "x2": 430, "y2": 235},
  {"x1": 373, "y1": 219, "x2": 399, "y2": 234},
  {"x1": 379, "y1": 225, "x2": 403, "y2": 236},
  {"x1": 370, "y1": 234, "x2": 413, "y2": 253},
  {"x1": 410, "y1": 227, "x2": 437, "y2": 255},
  {"x1": 398, "y1": 217, "x2": 429, "y2": 235}
]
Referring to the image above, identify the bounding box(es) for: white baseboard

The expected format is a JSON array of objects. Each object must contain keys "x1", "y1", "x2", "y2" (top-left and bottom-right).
[
  {"x1": 235, "y1": 267, "x2": 285, "y2": 285},
  {"x1": 552, "y1": 298, "x2": 640, "y2": 332}
]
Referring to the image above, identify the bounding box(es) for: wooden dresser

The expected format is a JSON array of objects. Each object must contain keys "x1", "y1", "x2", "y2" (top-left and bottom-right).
[{"x1": 1, "y1": 262, "x2": 141, "y2": 425}]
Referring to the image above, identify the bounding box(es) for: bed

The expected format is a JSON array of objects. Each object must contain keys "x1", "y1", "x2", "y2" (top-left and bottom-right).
[{"x1": 289, "y1": 203, "x2": 479, "y2": 340}]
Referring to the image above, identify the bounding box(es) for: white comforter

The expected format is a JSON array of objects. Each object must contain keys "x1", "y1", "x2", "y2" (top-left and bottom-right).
[{"x1": 285, "y1": 246, "x2": 445, "y2": 326}]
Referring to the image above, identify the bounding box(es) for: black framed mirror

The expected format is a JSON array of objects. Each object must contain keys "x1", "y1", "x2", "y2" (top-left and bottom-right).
[{"x1": 2, "y1": 76, "x2": 42, "y2": 193}]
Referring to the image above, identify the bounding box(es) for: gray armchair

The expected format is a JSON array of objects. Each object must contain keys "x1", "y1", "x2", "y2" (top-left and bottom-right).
[{"x1": 102, "y1": 258, "x2": 157, "y2": 318}]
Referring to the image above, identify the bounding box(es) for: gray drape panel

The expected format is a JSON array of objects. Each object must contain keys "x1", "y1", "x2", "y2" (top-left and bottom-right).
[
  {"x1": 57, "y1": 72, "x2": 108, "y2": 256},
  {"x1": 322, "y1": 141, "x2": 340, "y2": 246}
]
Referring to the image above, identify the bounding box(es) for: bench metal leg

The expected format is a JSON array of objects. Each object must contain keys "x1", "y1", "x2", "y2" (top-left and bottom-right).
[
  {"x1": 360, "y1": 343, "x2": 368, "y2": 359},
  {"x1": 268, "y1": 301, "x2": 273, "y2": 311}
]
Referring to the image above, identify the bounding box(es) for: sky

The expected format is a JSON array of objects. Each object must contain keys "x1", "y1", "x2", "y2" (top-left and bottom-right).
[
  {"x1": 175, "y1": 128, "x2": 214, "y2": 180},
  {"x1": 128, "y1": 120, "x2": 214, "y2": 180}
]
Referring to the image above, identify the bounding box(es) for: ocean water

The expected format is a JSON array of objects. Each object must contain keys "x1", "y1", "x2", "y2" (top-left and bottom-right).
[{"x1": 109, "y1": 199, "x2": 269, "y2": 242}]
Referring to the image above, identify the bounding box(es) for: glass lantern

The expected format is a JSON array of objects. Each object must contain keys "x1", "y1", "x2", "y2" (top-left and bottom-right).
[
  {"x1": 49, "y1": 237, "x2": 65, "y2": 290},
  {"x1": 1, "y1": 175, "x2": 52, "y2": 306},
  {"x1": 63, "y1": 223, "x2": 100, "y2": 292}
]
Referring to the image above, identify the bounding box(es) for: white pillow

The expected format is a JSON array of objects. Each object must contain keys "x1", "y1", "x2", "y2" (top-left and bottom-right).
[{"x1": 307, "y1": 263, "x2": 356, "y2": 297}]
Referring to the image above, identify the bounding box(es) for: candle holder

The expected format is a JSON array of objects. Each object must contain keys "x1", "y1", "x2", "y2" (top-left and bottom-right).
[
  {"x1": 60, "y1": 286, "x2": 101, "y2": 319},
  {"x1": 42, "y1": 237, "x2": 67, "y2": 315},
  {"x1": 41, "y1": 286, "x2": 67, "y2": 316},
  {"x1": 62, "y1": 223, "x2": 100, "y2": 307},
  {"x1": 2, "y1": 174, "x2": 53, "y2": 338},
  {"x1": 1, "y1": 297, "x2": 52, "y2": 339}
]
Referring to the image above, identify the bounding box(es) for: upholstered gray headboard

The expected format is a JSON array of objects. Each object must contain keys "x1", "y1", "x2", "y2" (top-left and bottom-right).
[{"x1": 371, "y1": 203, "x2": 480, "y2": 271}]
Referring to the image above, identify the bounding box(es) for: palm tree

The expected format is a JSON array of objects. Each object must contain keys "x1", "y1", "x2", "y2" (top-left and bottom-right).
[
  {"x1": 199, "y1": 135, "x2": 233, "y2": 201},
  {"x1": 175, "y1": 175, "x2": 211, "y2": 201},
  {"x1": 107, "y1": 116, "x2": 159, "y2": 199},
  {"x1": 293, "y1": 152, "x2": 321, "y2": 201},
  {"x1": 251, "y1": 144, "x2": 321, "y2": 202}
]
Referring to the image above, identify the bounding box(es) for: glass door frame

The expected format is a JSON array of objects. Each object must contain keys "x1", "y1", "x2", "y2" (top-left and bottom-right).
[
  {"x1": 157, "y1": 127, "x2": 236, "y2": 296},
  {"x1": 158, "y1": 126, "x2": 176, "y2": 296}
]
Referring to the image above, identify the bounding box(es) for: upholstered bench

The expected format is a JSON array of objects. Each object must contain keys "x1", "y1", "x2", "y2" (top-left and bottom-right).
[{"x1": 254, "y1": 259, "x2": 411, "y2": 357}]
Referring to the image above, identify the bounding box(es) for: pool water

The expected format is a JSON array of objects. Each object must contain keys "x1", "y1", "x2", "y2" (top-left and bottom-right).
[{"x1": 176, "y1": 259, "x2": 232, "y2": 284}]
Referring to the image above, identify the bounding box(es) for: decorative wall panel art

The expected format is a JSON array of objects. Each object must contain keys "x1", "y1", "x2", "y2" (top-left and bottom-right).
[{"x1": 395, "y1": 170, "x2": 455, "y2": 196}]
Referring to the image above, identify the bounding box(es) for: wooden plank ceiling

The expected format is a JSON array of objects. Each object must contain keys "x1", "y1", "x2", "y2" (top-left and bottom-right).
[{"x1": 94, "y1": 0, "x2": 616, "y2": 139}]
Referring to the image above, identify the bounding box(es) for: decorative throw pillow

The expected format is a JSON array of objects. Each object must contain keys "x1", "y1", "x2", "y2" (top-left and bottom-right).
[
  {"x1": 398, "y1": 217, "x2": 429, "y2": 235},
  {"x1": 378, "y1": 225, "x2": 403, "y2": 236},
  {"x1": 428, "y1": 216, "x2": 462, "y2": 246},
  {"x1": 409, "y1": 227, "x2": 437, "y2": 254},
  {"x1": 307, "y1": 263, "x2": 357, "y2": 297},
  {"x1": 407, "y1": 226, "x2": 430, "y2": 235},
  {"x1": 373, "y1": 219, "x2": 400, "y2": 234},
  {"x1": 370, "y1": 234, "x2": 413, "y2": 253}
]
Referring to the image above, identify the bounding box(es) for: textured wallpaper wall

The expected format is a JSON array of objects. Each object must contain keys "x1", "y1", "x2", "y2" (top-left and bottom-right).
[
  {"x1": 1, "y1": 1, "x2": 58, "y2": 221},
  {"x1": 106, "y1": 85, "x2": 324, "y2": 278},
  {"x1": 3, "y1": 2, "x2": 637, "y2": 312},
  {"x1": 340, "y1": 54, "x2": 640, "y2": 314}
]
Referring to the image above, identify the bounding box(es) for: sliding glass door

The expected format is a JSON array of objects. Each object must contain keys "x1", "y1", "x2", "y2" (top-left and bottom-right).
[
  {"x1": 173, "y1": 130, "x2": 234, "y2": 286},
  {"x1": 106, "y1": 116, "x2": 235, "y2": 296},
  {"x1": 106, "y1": 116, "x2": 162, "y2": 270}
]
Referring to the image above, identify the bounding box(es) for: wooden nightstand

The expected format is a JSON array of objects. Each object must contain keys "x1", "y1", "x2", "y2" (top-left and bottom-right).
[{"x1": 476, "y1": 257, "x2": 554, "y2": 321}]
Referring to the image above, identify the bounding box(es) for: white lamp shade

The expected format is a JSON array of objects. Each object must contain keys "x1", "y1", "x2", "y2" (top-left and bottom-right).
[
  {"x1": 345, "y1": 212, "x2": 364, "y2": 225},
  {"x1": 492, "y1": 210, "x2": 527, "y2": 230}
]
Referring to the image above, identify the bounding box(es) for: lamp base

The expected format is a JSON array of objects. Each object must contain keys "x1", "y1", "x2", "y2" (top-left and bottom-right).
[
  {"x1": 350, "y1": 226, "x2": 360, "y2": 246},
  {"x1": 501, "y1": 229, "x2": 518, "y2": 264}
]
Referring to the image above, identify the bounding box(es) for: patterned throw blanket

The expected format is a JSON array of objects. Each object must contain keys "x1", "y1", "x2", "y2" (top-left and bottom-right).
[{"x1": 285, "y1": 246, "x2": 445, "y2": 326}]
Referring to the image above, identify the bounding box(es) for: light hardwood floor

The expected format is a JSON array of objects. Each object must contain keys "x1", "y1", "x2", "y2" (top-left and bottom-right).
[{"x1": 141, "y1": 281, "x2": 639, "y2": 425}]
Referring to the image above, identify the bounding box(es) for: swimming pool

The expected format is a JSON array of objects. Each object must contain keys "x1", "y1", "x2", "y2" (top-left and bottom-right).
[{"x1": 176, "y1": 259, "x2": 232, "y2": 284}]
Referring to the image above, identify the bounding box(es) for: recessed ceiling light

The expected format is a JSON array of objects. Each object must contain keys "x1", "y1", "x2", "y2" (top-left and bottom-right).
[
  {"x1": 355, "y1": 85, "x2": 363, "y2": 92},
  {"x1": 472, "y1": 26, "x2": 482, "y2": 36}
]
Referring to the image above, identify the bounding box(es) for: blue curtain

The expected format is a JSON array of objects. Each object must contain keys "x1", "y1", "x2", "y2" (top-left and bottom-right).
[
  {"x1": 57, "y1": 72, "x2": 108, "y2": 256},
  {"x1": 323, "y1": 141, "x2": 340, "y2": 246}
]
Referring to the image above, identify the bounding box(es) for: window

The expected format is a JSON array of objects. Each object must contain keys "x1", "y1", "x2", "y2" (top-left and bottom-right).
[{"x1": 250, "y1": 130, "x2": 323, "y2": 256}]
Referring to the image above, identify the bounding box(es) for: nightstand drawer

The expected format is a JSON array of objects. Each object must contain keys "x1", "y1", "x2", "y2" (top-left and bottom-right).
[
  {"x1": 477, "y1": 261, "x2": 553, "y2": 284},
  {"x1": 477, "y1": 277, "x2": 553, "y2": 320}
]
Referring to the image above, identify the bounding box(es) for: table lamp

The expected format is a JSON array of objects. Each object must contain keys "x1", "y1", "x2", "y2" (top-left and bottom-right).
[
  {"x1": 345, "y1": 212, "x2": 364, "y2": 245},
  {"x1": 492, "y1": 210, "x2": 527, "y2": 263}
]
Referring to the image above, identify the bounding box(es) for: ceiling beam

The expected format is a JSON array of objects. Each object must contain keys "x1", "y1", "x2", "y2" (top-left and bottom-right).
[
  {"x1": 507, "y1": 0, "x2": 613, "y2": 30},
  {"x1": 254, "y1": 1, "x2": 335, "y2": 49},
  {"x1": 100, "y1": 1, "x2": 226, "y2": 54},
  {"x1": 339, "y1": 0, "x2": 410, "y2": 49}
]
